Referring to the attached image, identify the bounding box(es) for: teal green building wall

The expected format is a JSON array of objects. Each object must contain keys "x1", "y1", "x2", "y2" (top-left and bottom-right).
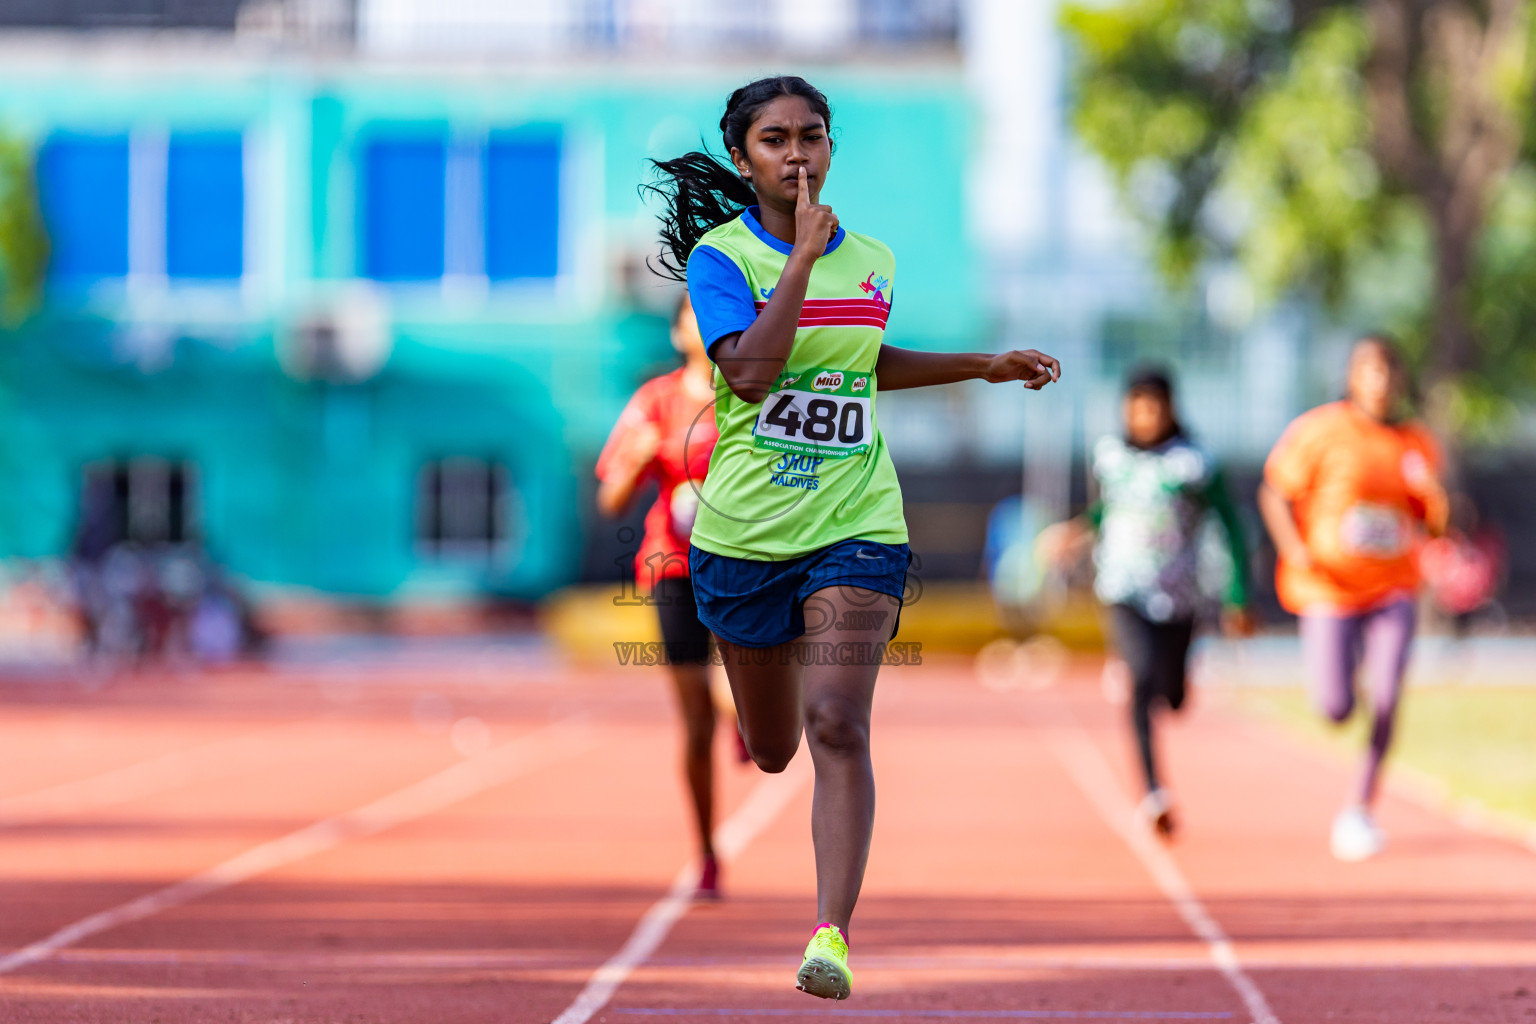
[{"x1": 0, "y1": 63, "x2": 977, "y2": 600}]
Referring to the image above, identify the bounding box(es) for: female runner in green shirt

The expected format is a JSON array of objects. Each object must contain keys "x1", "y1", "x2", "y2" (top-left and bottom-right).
[{"x1": 648, "y1": 75, "x2": 1061, "y2": 1000}]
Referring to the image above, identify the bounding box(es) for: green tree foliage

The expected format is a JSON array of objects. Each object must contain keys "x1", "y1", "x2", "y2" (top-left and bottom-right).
[
  {"x1": 0, "y1": 131, "x2": 47, "y2": 325},
  {"x1": 1063, "y1": 0, "x2": 1536, "y2": 439}
]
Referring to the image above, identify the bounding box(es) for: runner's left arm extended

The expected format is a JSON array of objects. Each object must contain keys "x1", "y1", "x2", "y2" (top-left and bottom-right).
[{"x1": 875, "y1": 345, "x2": 1060, "y2": 392}]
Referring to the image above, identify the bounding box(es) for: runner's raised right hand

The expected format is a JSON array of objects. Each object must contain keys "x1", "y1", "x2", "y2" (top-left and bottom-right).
[{"x1": 792, "y1": 167, "x2": 839, "y2": 255}]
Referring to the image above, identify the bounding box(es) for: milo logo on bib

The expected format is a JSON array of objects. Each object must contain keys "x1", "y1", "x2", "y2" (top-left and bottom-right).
[{"x1": 752, "y1": 366, "x2": 873, "y2": 459}]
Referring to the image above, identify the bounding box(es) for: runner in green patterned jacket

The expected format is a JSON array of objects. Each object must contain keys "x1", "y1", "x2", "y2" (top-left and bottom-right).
[{"x1": 1043, "y1": 368, "x2": 1252, "y2": 840}]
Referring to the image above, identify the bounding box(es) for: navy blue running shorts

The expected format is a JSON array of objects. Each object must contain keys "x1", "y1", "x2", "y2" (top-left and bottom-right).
[{"x1": 687, "y1": 538, "x2": 912, "y2": 649}]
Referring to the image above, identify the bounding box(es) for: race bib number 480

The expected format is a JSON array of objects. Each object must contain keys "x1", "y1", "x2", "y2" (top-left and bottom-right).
[{"x1": 752, "y1": 367, "x2": 873, "y2": 459}]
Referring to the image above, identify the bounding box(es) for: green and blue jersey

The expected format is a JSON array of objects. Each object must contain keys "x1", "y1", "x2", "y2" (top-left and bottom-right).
[{"x1": 686, "y1": 207, "x2": 907, "y2": 560}]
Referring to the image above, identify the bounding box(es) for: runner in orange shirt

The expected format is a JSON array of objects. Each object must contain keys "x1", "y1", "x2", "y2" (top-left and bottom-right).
[
  {"x1": 597, "y1": 294, "x2": 725, "y2": 896},
  {"x1": 1259, "y1": 334, "x2": 1448, "y2": 861}
]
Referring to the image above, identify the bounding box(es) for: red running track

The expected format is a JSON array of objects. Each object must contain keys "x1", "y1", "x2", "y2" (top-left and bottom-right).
[{"x1": 0, "y1": 656, "x2": 1532, "y2": 1023}]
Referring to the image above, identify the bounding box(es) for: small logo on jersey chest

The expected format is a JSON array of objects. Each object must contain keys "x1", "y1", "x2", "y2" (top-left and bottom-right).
[{"x1": 859, "y1": 273, "x2": 890, "y2": 310}]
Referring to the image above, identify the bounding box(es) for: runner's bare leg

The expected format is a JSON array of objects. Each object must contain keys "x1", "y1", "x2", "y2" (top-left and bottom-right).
[
  {"x1": 715, "y1": 586, "x2": 899, "y2": 935},
  {"x1": 669, "y1": 663, "x2": 717, "y2": 859},
  {"x1": 717, "y1": 641, "x2": 805, "y2": 773},
  {"x1": 798, "y1": 586, "x2": 900, "y2": 936}
]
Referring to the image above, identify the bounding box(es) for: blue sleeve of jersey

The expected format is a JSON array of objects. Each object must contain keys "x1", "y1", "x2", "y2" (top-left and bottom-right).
[{"x1": 687, "y1": 245, "x2": 758, "y2": 358}]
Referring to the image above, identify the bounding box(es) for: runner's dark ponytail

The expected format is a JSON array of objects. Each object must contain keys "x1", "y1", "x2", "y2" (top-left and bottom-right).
[{"x1": 644, "y1": 76, "x2": 833, "y2": 281}]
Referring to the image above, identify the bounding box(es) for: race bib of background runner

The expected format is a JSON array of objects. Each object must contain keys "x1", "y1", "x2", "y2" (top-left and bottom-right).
[
  {"x1": 751, "y1": 367, "x2": 873, "y2": 459},
  {"x1": 1340, "y1": 502, "x2": 1407, "y2": 557},
  {"x1": 670, "y1": 485, "x2": 700, "y2": 538}
]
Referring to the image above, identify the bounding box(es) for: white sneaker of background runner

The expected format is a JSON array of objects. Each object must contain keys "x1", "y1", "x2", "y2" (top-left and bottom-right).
[
  {"x1": 1135, "y1": 787, "x2": 1175, "y2": 838},
  {"x1": 1330, "y1": 806, "x2": 1385, "y2": 862}
]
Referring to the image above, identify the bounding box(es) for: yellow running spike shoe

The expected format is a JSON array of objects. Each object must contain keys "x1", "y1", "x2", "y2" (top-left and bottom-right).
[{"x1": 796, "y1": 922, "x2": 852, "y2": 1000}]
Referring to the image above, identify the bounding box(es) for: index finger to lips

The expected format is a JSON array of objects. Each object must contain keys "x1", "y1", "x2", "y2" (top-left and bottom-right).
[{"x1": 797, "y1": 167, "x2": 808, "y2": 206}]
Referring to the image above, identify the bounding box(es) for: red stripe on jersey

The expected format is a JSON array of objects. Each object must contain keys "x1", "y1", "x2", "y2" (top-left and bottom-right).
[
  {"x1": 796, "y1": 317, "x2": 889, "y2": 328},
  {"x1": 753, "y1": 296, "x2": 889, "y2": 329}
]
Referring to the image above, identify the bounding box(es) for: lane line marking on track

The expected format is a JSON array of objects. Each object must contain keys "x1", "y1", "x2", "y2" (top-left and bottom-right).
[
  {"x1": 550, "y1": 757, "x2": 813, "y2": 1024},
  {"x1": 0, "y1": 716, "x2": 593, "y2": 977},
  {"x1": 611, "y1": 1010, "x2": 1233, "y2": 1019},
  {"x1": 1042, "y1": 696, "x2": 1280, "y2": 1024},
  {"x1": 0, "y1": 723, "x2": 307, "y2": 827},
  {"x1": 1224, "y1": 694, "x2": 1536, "y2": 857}
]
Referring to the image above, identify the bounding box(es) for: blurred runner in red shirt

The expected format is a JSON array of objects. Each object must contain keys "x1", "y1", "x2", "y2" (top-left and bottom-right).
[{"x1": 597, "y1": 294, "x2": 725, "y2": 897}]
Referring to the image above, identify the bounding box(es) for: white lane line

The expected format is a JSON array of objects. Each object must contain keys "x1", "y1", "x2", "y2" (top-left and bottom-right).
[
  {"x1": 1227, "y1": 693, "x2": 1536, "y2": 857},
  {"x1": 1043, "y1": 696, "x2": 1281, "y2": 1024},
  {"x1": 0, "y1": 724, "x2": 305, "y2": 827},
  {"x1": 1392, "y1": 764, "x2": 1536, "y2": 854},
  {"x1": 551, "y1": 757, "x2": 813, "y2": 1024},
  {"x1": 0, "y1": 716, "x2": 593, "y2": 977}
]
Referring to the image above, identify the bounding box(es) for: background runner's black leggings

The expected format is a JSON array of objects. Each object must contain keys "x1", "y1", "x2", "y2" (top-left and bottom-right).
[{"x1": 1108, "y1": 604, "x2": 1195, "y2": 794}]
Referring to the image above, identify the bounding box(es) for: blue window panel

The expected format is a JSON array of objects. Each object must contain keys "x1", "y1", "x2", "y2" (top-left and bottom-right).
[
  {"x1": 485, "y1": 131, "x2": 561, "y2": 281},
  {"x1": 38, "y1": 134, "x2": 129, "y2": 280},
  {"x1": 166, "y1": 133, "x2": 245, "y2": 280},
  {"x1": 362, "y1": 137, "x2": 446, "y2": 281}
]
